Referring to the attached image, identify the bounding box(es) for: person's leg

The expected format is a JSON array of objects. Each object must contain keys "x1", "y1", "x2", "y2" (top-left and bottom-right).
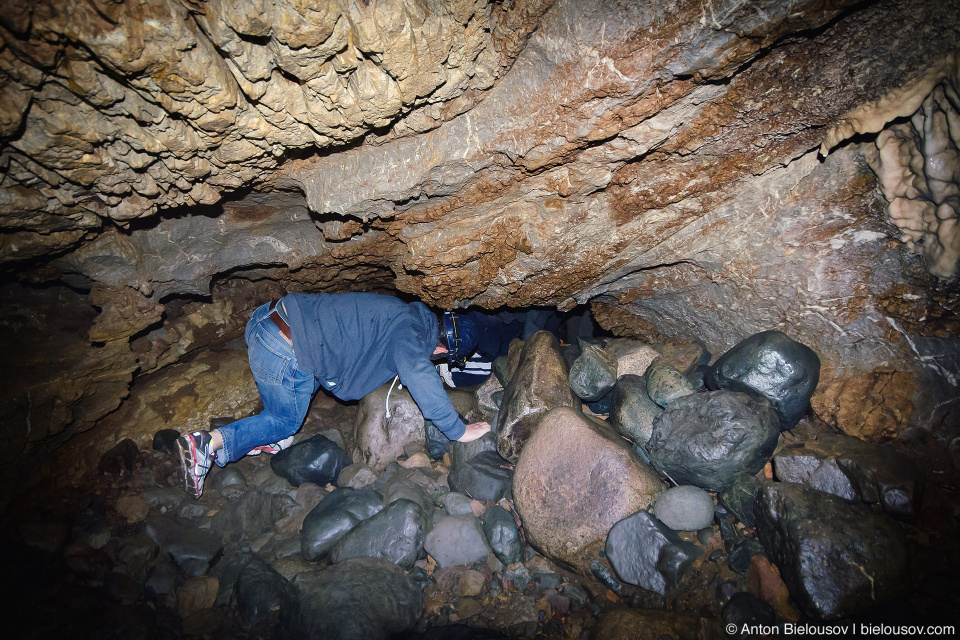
[
  {"x1": 215, "y1": 303, "x2": 318, "y2": 464},
  {"x1": 177, "y1": 302, "x2": 317, "y2": 498}
]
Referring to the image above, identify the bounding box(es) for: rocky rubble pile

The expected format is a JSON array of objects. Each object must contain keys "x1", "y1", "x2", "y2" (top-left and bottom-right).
[{"x1": 4, "y1": 328, "x2": 956, "y2": 639}]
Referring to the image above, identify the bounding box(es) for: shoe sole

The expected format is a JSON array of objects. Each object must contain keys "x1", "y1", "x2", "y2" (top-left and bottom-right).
[{"x1": 177, "y1": 437, "x2": 202, "y2": 499}]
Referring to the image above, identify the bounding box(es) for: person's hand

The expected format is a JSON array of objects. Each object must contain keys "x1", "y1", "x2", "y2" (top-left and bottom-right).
[{"x1": 457, "y1": 421, "x2": 491, "y2": 443}]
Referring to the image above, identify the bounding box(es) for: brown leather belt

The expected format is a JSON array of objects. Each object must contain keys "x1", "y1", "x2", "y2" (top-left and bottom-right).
[{"x1": 268, "y1": 300, "x2": 291, "y2": 342}]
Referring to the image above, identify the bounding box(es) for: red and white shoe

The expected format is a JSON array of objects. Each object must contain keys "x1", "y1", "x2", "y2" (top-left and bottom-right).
[{"x1": 245, "y1": 435, "x2": 295, "y2": 456}]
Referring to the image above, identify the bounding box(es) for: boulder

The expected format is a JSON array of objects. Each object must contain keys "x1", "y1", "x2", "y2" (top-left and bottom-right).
[
  {"x1": 653, "y1": 485, "x2": 715, "y2": 531},
  {"x1": 380, "y1": 475, "x2": 434, "y2": 514},
  {"x1": 604, "y1": 339, "x2": 661, "y2": 378},
  {"x1": 645, "y1": 362, "x2": 696, "y2": 407},
  {"x1": 568, "y1": 341, "x2": 618, "y2": 401},
  {"x1": 235, "y1": 556, "x2": 296, "y2": 632},
  {"x1": 646, "y1": 391, "x2": 780, "y2": 492},
  {"x1": 609, "y1": 374, "x2": 662, "y2": 447},
  {"x1": 143, "y1": 515, "x2": 222, "y2": 579},
  {"x1": 720, "y1": 473, "x2": 763, "y2": 528},
  {"x1": 650, "y1": 342, "x2": 711, "y2": 377},
  {"x1": 271, "y1": 434, "x2": 351, "y2": 487},
  {"x1": 493, "y1": 338, "x2": 525, "y2": 386},
  {"x1": 496, "y1": 331, "x2": 577, "y2": 463},
  {"x1": 424, "y1": 514, "x2": 492, "y2": 568},
  {"x1": 755, "y1": 482, "x2": 909, "y2": 620},
  {"x1": 773, "y1": 432, "x2": 922, "y2": 520},
  {"x1": 448, "y1": 450, "x2": 514, "y2": 503},
  {"x1": 481, "y1": 506, "x2": 524, "y2": 566},
  {"x1": 328, "y1": 499, "x2": 426, "y2": 570},
  {"x1": 706, "y1": 330, "x2": 820, "y2": 429},
  {"x1": 450, "y1": 431, "x2": 498, "y2": 469},
  {"x1": 282, "y1": 557, "x2": 423, "y2": 640},
  {"x1": 300, "y1": 488, "x2": 384, "y2": 562},
  {"x1": 604, "y1": 510, "x2": 702, "y2": 594},
  {"x1": 513, "y1": 406, "x2": 664, "y2": 573},
  {"x1": 353, "y1": 381, "x2": 427, "y2": 472}
]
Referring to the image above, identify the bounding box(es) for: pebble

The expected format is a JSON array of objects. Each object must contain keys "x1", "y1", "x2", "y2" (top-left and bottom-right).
[{"x1": 653, "y1": 485, "x2": 715, "y2": 531}]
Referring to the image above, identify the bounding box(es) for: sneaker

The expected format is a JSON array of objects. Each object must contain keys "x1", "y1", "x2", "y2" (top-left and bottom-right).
[
  {"x1": 245, "y1": 435, "x2": 294, "y2": 456},
  {"x1": 177, "y1": 430, "x2": 215, "y2": 499}
]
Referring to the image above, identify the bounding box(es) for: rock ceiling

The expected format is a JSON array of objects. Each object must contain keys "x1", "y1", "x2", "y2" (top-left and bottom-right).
[{"x1": 1, "y1": 0, "x2": 959, "y2": 474}]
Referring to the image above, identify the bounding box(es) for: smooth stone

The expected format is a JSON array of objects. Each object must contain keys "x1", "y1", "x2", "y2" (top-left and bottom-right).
[
  {"x1": 568, "y1": 341, "x2": 618, "y2": 402},
  {"x1": 481, "y1": 505, "x2": 524, "y2": 566},
  {"x1": 720, "y1": 473, "x2": 762, "y2": 528},
  {"x1": 271, "y1": 434, "x2": 351, "y2": 487},
  {"x1": 646, "y1": 362, "x2": 697, "y2": 407},
  {"x1": 300, "y1": 487, "x2": 384, "y2": 562},
  {"x1": 235, "y1": 556, "x2": 296, "y2": 631},
  {"x1": 424, "y1": 515, "x2": 492, "y2": 568},
  {"x1": 209, "y1": 466, "x2": 247, "y2": 496},
  {"x1": 653, "y1": 485, "x2": 715, "y2": 531},
  {"x1": 444, "y1": 492, "x2": 477, "y2": 517},
  {"x1": 609, "y1": 374, "x2": 662, "y2": 448},
  {"x1": 706, "y1": 330, "x2": 820, "y2": 429},
  {"x1": 646, "y1": 391, "x2": 780, "y2": 492},
  {"x1": 329, "y1": 499, "x2": 426, "y2": 569},
  {"x1": 604, "y1": 510, "x2": 702, "y2": 595},
  {"x1": 448, "y1": 450, "x2": 514, "y2": 503}
]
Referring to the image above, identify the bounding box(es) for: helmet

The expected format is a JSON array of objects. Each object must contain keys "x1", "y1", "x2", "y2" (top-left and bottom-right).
[{"x1": 442, "y1": 312, "x2": 478, "y2": 369}]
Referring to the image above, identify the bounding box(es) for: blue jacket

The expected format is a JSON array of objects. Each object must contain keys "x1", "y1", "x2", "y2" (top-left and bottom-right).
[{"x1": 283, "y1": 292, "x2": 465, "y2": 440}]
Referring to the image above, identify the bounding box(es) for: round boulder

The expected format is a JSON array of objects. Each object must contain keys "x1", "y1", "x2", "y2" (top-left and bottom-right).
[
  {"x1": 646, "y1": 391, "x2": 780, "y2": 493},
  {"x1": 513, "y1": 406, "x2": 664, "y2": 574},
  {"x1": 653, "y1": 485, "x2": 715, "y2": 531}
]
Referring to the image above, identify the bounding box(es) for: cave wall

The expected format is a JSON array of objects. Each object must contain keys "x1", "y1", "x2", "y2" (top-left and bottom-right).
[{"x1": 1, "y1": 0, "x2": 959, "y2": 480}]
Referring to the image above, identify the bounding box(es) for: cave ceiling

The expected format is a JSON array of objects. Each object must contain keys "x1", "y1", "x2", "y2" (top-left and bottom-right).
[{"x1": 1, "y1": 0, "x2": 960, "y2": 472}]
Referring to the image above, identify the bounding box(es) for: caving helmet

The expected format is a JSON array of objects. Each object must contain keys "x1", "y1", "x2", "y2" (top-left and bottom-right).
[{"x1": 442, "y1": 311, "x2": 478, "y2": 369}]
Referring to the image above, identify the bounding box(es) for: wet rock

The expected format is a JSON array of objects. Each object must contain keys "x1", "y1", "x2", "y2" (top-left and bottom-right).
[
  {"x1": 481, "y1": 506, "x2": 524, "y2": 566},
  {"x1": 568, "y1": 341, "x2": 618, "y2": 401},
  {"x1": 152, "y1": 429, "x2": 181, "y2": 455},
  {"x1": 652, "y1": 342, "x2": 711, "y2": 377},
  {"x1": 722, "y1": 592, "x2": 776, "y2": 640},
  {"x1": 71, "y1": 509, "x2": 111, "y2": 549},
  {"x1": 653, "y1": 485, "x2": 715, "y2": 531},
  {"x1": 609, "y1": 374, "x2": 662, "y2": 447},
  {"x1": 181, "y1": 608, "x2": 226, "y2": 637},
  {"x1": 444, "y1": 492, "x2": 477, "y2": 516},
  {"x1": 178, "y1": 576, "x2": 218, "y2": 617},
  {"x1": 329, "y1": 499, "x2": 426, "y2": 569},
  {"x1": 747, "y1": 554, "x2": 800, "y2": 623},
  {"x1": 353, "y1": 381, "x2": 427, "y2": 472},
  {"x1": 177, "y1": 499, "x2": 208, "y2": 520},
  {"x1": 592, "y1": 609, "x2": 714, "y2": 640},
  {"x1": 605, "y1": 510, "x2": 702, "y2": 594},
  {"x1": 513, "y1": 406, "x2": 664, "y2": 573},
  {"x1": 338, "y1": 462, "x2": 379, "y2": 489},
  {"x1": 273, "y1": 483, "x2": 327, "y2": 539},
  {"x1": 589, "y1": 558, "x2": 623, "y2": 596},
  {"x1": 459, "y1": 569, "x2": 488, "y2": 597},
  {"x1": 99, "y1": 438, "x2": 139, "y2": 476},
  {"x1": 210, "y1": 490, "x2": 283, "y2": 544},
  {"x1": 720, "y1": 473, "x2": 762, "y2": 528},
  {"x1": 424, "y1": 514, "x2": 492, "y2": 568},
  {"x1": 755, "y1": 482, "x2": 909, "y2": 620},
  {"x1": 496, "y1": 331, "x2": 577, "y2": 463},
  {"x1": 448, "y1": 450, "x2": 514, "y2": 503},
  {"x1": 271, "y1": 434, "x2": 351, "y2": 487},
  {"x1": 208, "y1": 466, "x2": 246, "y2": 497},
  {"x1": 475, "y1": 372, "x2": 505, "y2": 422},
  {"x1": 706, "y1": 330, "x2": 820, "y2": 429},
  {"x1": 143, "y1": 515, "x2": 222, "y2": 578},
  {"x1": 117, "y1": 533, "x2": 159, "y2": 578},
  {"x1": 645, "y1": 362, "x2": 696, "y2": 407},
  {"x1": 300, "y1": 487, "x2": 384, "y2": 562},
  {"x1": 647, "y1": 391, "x2": 780, "y2": 492},
  {"x1": 493, "y1": 338, "x2": 525, "y2": 387},
  {"x1": 477, "y1": 593, "x2": 540, "y2": 637},
  {"x1": 727, "y1": 539, "x2": 764, "y2": 574},
  {"x1": 773, "y1": 432, "x2": 922, "y2": 520},
  {"x1": 105, "y1": 570, "x2": 145, "y2": 605},
  {"x1": 116, "y1": 494, "x2": 150, "y2": 523},
  {"x1": 145, "y1": 560, "x2": 180, "y2": 601},
  {"x1": 282, "y1": 557, "x2": 423, "y2": 640},
  {"x1": 450, "y1": 431, "x2": 498, "y2": 469},
  {"x1": 235, "y1": 556, "x2": 296, "y2": 631},
  {"x1": 425, "y1": 420, "x2": 453, "y2": 460},
  {"x1": 64, "y1": 540, "x2": 109, "y2": 578},
  {"x1": 381, "y1": 475, "x2": 434, "y2": 513}
]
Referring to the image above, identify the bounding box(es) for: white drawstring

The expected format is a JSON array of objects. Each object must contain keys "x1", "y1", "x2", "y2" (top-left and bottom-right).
[{"x1": 385, "y1": 375, "x2": 402, "y2": 419}]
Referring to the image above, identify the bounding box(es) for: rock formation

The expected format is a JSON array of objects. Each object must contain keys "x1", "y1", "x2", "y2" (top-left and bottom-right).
[{"x1": 0, "y1": 0, "x2": 957, "y2": 499}]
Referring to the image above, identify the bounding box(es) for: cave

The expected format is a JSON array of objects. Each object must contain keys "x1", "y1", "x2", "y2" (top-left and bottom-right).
[{"x1": 2, "y1": 0, "x2": 959, "y2": 638}]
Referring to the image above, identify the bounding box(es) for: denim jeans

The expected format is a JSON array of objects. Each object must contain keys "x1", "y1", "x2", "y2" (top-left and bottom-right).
[{"x1": 216, "y1": 301, "x2": 319, "y2": 466}]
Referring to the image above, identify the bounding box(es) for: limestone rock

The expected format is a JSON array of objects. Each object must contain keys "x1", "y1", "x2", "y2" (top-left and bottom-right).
[
  {"x1": 513, "y1": 407, "x2": 664, "y2": 573},
  {"x1": 646, "y1": 391, "x2": 780, "y2": 493},
  {"x1": 755, "y1": 481, "x2": 909, "y2": 620},
  {"x1": 496, "y1": 331, "x2": 577, "y2": 463}
]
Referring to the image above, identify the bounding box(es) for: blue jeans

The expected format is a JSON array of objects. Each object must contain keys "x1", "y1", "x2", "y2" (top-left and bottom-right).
[{"x1": 215, "y1": 301, "x2": 319, "y2": 466}]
